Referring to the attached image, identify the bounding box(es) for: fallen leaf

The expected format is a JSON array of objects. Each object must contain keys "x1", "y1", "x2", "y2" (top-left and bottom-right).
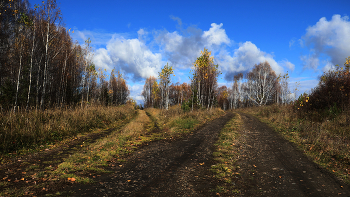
[
  {"x1": 21, "y1": 178, "x2": 24, "y2": 181},
  {"x1": 22, "y1": 172, "x2": 26, "y2": 174},
  {"x1": 127, "y1": 180, "x2": 131, "y2": 182}
]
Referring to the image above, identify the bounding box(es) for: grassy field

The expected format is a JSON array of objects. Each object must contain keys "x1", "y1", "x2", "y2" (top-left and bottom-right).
[{"x1": 239, "y1": 104, "x2": 350, "y2": 184}]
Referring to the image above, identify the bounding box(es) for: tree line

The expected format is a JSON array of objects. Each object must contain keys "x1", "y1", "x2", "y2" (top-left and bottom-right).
[
  {"x1": 142, "y1": 48, "x2": 293, "y2": 110},
  {"x1": 0, "y1": 0, "x2": 130, "y2": 111}
]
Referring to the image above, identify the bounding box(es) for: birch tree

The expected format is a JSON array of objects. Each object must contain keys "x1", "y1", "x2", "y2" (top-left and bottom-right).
[
  {"x1": 158, "y1": 63, "x2": 174, "y2": 110},
  {"x1": 39, "y1": 0, "x2": 62, "y2": 110},
  {"x1": 245, "y1": 61, "x2": 278, "y2": 106},
  {"x1": 191, "y1": 48, "x2": 219, "y2": 110}
]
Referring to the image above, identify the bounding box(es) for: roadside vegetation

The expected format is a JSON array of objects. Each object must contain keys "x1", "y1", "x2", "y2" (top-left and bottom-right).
[
  {"x1": 210, "y1": 112, "x2": 242, "y2": 195},
  {"x1": 241, "y1": 104, "x2": 350, "y2": 184},
  {"x1": 0, "y1": 104, "x2": 135, "y2": 158}
]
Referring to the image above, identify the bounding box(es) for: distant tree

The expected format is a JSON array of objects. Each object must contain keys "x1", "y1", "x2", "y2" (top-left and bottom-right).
[
  {"x1": 217, "y1": 86, "x2": 229, "y2": 110},
  {"x1": 191, "y1": 48, "x2": 219, "y2": 110},
  {"x1": 158, "y1": 63, "x2": 174, "y2": 110},
  {"x1": 141, "y1": 76, "x2": 157, "y2": 108},
  {"x1": 245, "y1": 61, "x2": 278, "y2": 106},
  {"x1": 277, "y1": 72, "x2": 291, "y2": 105},
  {"x1": 231, "y1": 73, "x2": 243, "y2": 109}
]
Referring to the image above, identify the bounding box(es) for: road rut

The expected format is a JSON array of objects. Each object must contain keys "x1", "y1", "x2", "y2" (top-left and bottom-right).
[
  {"x1": 67, "y1": 113, "x2": 235, "y2": 196},
  {"x1": 237, "y1": 113, "x2": 350, "y2": 196}
]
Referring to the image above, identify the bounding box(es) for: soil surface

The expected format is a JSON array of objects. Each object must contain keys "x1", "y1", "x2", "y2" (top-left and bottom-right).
[
  {"x1": 2, "y1": 111, "x2": 350, "y2": 196},
  {"x1": 235, "y1": 113, "x2": 350, "y2": 197},
  {"x1": 64, "y1": 112, "x2": 235, "y2": 196}
]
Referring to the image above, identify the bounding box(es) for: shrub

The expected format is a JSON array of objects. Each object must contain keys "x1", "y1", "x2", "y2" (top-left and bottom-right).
[{"x1": 181, "y1": 101, "x2": 191, "y2": 112}]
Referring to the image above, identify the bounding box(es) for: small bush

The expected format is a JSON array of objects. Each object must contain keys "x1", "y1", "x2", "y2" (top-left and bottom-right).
[{"x1": 181, "y1": 101, "x2": 191, "y2": 112}]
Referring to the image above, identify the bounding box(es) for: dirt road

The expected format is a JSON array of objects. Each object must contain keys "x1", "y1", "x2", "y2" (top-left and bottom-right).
[
  {"x1": 66, "y1": 112, "x2": 235, "y2": 196},
  {"x1": 2, "y1": 111, "x2": 349, "y2": 196},
  {"x1": 236, "y1": 113, "x2": 350, "y2": 196}
]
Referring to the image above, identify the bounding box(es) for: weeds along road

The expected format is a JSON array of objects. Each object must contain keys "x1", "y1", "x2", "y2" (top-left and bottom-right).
[
  {"x1": 67, "y1": 112, "x2": 235, "y2": 196},
  {"x1": 236, "y1": 113, "x2": 350, "y2": 197}
]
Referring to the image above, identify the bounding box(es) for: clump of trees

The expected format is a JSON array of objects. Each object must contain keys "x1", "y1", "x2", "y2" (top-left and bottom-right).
[
  {"x1": 0, "y1": 0, "x2": 129, "y2": 111},
  {"x1": 142, "y1": 48, "x2": 292, "y2": 111},
  {"x1": 217, "y1": 61, "x2": 291, "y2": 110},
  {"x1": 295, "y1": 57, "x2": 350, "y2": 121},
  {"x1": 142, "y1": 63, "x2": 192, "y2": 109}
]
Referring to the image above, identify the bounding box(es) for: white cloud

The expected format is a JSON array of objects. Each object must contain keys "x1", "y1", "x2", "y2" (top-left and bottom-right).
[
  {"x1": 170, "y1": 15, "x2": 183, "y2": 28},
  {"x1": 202, "y1": 23, "x2": 230, "y2": 46},
  {"x1": 280, "y1": 60, "x2": 295, "y2": 71},
  {"x1": 93, "y1": 34, "x2": 163, "y2": 80},
  {"x1": 298, "y1": 39, "x2": 304, "y2": 48},
  {"x1": 289, "y1": 39, "x2": 295, "y2": 48},
  {"x1": 89, "y1": 21, "x2": 289, "y2": 84},
  {"x1": 93, "y1": 48, "x2": 113, "y2": 70},
  {"x1": 156, "y1": 23, "x2": 231, "y2": 68},
  {"x1": 322, "y1": 61, "x2": 336, "y2": 72},
  {"x1": 217, "y1": 41, "x2": 285, "y2": 80},
  {"x1": 128, "y1": 83, "x2": 144, "y2": 104},
  {"x1": 107, "y1": 36, "x2": 163, "y2": 79},
  {"x1": 302, "y1": 14, "x2": 350, "y2": 68},
  {"x1": 137, "y1": 29, "x2": 147, "y2": 41},
  {"x1": 300, "y1": 54, "x2": 319, "y2": 70}
]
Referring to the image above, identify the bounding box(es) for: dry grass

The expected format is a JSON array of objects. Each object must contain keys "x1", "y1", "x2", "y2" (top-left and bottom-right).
[
  {"x1": 239, "y1": 104, "x2": 350, "y2": 184},
  {"x1": 121, "y1": 109, "x2": 151, "y2": 137},
  {"x1": 0, "y1": 104, "x2": 135, "y2": 154},
  {"x1": 210, "y1": 112, "x2": 242, "y2": 195},
  {"x1": 146, "y1": 105, "x2": 225, "y2": 136}
]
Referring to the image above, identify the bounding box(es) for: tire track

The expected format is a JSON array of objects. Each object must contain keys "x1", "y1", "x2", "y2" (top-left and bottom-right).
[
  {"x1": 67, "y1": 112, "x2": 235, "y2": 196},
  {"x1": 237, "y1": 112, "x2": 350, "y2": 197}
]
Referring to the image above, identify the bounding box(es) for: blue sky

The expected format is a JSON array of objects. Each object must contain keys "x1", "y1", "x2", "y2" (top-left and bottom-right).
[{"x1": 30, "y1": 0, "x2": 350, "y2": 104}]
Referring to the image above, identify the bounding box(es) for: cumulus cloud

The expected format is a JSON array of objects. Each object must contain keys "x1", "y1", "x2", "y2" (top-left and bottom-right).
[
  {"x1": 301, "y1": 14, "x2": 350, "y2": 70},
  {"x1": 156, "y1": 23, "x2": 231, "y2": 68},
  {"x1": 93, "y1": 48, "x2": 113, "y2": 70},
  {"x1": 93, "y1": 34, "x2": 163, "y2": 80},
  {"x1": 202, "y1": 23, "x2": 230, "y2": 46},
  {"x1": 217, "y1": 41, "x2": 285, "y2": 81},
  {"x1": 91, "y1": 20, "x2": 290, "y2": 83}
]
